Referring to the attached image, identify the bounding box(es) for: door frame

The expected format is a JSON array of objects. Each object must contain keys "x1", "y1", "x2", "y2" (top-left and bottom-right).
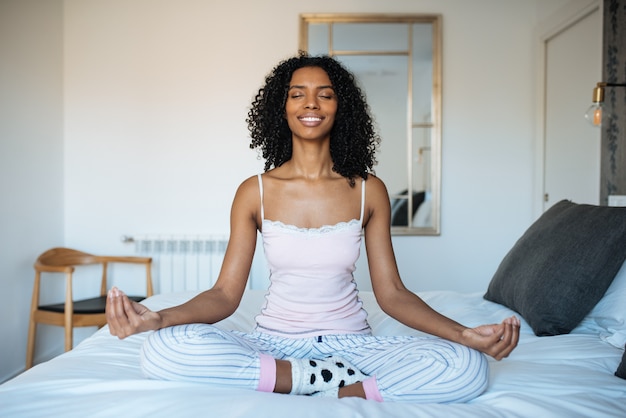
[{"x1": 534, "y1": 0, "x2": 602, "y2": 218}]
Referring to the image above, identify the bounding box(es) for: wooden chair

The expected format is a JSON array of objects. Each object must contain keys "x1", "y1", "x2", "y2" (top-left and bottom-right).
[{"x1": 26, "y1": 247, "x2": 153, "y2": 369}]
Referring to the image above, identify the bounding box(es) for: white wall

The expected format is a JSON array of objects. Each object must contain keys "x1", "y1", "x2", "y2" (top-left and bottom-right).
[
  {"x1": 1, "y1": 0, "x2": 583, "y2": 382},
  {"x1": 0, "y1": 0, "x2": 64, "y2": 381}
]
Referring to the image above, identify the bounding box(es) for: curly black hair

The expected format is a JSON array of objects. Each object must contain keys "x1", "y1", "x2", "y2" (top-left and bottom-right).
[{"x1": 247, "y1": 53, "x2": 380, "y2": 187}]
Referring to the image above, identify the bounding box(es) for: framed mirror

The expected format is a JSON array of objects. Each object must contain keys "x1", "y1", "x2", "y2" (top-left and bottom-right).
[{"x1": 299, "y1": 14, "x2": 441, "y2": 235}]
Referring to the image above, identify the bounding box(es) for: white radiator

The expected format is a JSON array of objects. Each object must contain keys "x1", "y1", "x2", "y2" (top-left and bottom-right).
[
  {"x1": 124, "y1": 234, "x2": 268, "y2": 293},
  {"x1": 126, "y1": 235, "x2": 228, "y2": 294}
]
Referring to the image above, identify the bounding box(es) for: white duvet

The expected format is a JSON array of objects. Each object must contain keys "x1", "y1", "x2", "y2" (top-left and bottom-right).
[{"x1": 1, "y1": 290, "x2": 624, "y2": 418}]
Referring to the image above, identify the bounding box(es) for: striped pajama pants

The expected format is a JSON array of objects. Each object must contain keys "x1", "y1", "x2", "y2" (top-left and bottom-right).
[{"x1": 140, "y1": 323, "x2": 488, "y2": 403}]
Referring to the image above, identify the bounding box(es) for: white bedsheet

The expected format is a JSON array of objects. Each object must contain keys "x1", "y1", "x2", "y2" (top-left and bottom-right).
[{"x1": 1, "y1": 290, "x2": 624, "y2": 417}]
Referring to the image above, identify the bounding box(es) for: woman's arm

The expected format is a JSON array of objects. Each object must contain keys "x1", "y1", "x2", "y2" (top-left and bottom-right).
[
  {"x1": 106, "y1": 175, "x2": 260, "y2": 339},
  {"x1": 363, "y1": 176, "x2": 519, "y2": 360}
]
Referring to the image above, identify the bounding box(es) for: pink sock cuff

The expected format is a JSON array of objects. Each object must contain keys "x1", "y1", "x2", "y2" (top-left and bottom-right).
[
  {"x1": 362, "y1": 376, "x2": 384, "y2": 402},
  {"x1": 257, "y1": 354, "x2": 276, "y2": 392}
]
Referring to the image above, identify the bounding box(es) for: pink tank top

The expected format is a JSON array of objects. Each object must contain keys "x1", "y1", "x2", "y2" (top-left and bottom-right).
[{"x1": 254, "y1": 174, "x2": 371, "y2": 338}]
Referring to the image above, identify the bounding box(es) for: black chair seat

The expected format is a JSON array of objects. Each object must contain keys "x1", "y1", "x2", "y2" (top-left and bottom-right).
[{"x1": 38, "y1": 295, "x2": 146, "y2": 314}]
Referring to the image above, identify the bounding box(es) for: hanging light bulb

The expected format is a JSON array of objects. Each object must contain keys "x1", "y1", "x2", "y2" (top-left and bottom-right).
[
  {"x1": 584, "y1": 84, "x2": 604, "y2": 127},
  {"x1": 584, "y1": 103, "x2": 602, "y2": 126},
  {"x1": 585, "y1": 82, "x2": 626, "y2": 128}
]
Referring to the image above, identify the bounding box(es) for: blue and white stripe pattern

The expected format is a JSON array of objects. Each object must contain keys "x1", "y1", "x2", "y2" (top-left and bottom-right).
[{"x1": 141, "y1": 324, "x2": 488, "y2": 403}]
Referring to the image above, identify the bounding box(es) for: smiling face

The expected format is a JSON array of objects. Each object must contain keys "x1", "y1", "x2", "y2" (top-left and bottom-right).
[{"x1": 285, "y1": 66, "x2": 338, "y2": 143}]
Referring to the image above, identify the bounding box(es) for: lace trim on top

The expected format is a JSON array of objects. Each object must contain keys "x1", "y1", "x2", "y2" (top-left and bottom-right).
[{"x1": 262, "y1": 218, "x2": 361, "y2": 235}]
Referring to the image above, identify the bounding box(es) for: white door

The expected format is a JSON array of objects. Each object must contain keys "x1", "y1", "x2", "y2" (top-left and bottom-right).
[{"x1": 544, "y1": 7, "x2": 601, "y2": 210}]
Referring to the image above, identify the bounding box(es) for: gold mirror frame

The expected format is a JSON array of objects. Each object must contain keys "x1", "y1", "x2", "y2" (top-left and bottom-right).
[{"x1": 299, "y1": 13, "x2": 442, "y2": 236}]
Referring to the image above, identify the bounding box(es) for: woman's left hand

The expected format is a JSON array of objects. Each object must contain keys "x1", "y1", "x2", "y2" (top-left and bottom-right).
[{"x1": 462, "y1": 316, "x2": 521, "y2": 360}]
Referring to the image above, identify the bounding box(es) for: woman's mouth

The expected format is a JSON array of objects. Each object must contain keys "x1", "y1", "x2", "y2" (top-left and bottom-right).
[{"x1": 298, "y1": 115, "x2": 323, "y2": 126}]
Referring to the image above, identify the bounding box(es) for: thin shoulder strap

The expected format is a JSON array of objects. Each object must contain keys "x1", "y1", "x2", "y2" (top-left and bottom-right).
[
  {"x1": 257, "y1": 173, "x2": 264, "y2": 221},
  {"x1": 360, "y1": 177, "x2": 366, "y2": 224}
]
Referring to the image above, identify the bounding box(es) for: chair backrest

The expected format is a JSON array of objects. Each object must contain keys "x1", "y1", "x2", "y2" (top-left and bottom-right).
[
  {"x1": 33, "y1": 247, "x2": 153, "y2": 298},
  {"x1": 35, "y1": 247, "x2": 100, "y2": 268}
]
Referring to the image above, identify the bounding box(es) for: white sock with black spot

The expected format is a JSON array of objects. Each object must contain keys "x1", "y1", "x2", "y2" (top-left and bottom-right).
[{"x1": 289, "y1": 356, "x2": 367, "y2": 396}]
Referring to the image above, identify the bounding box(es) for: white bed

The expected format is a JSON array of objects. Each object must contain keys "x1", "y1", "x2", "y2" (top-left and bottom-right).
[
  {"x1": 1, "y1": 287, "x2": 624, "y2": 418},
  {"x1": 2, "y1": 200, "x2": 625, "y2": 417}
]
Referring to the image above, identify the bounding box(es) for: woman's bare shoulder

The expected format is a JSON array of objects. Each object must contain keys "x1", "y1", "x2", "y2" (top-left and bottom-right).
[
  {"x1": 236, "y1": 173, "x2": 261, "y2": 190},
  {"x1": 365, "y1": 173, "x2": 389, "y2": 196},
  {"x1": 231, "y1": 174, "x2": 263, "y2": 206}
]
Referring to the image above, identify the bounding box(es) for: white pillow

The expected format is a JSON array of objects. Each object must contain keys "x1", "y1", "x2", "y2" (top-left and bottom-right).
[{"x1": 573, "y1": 260, "x2": 626, "y2": 348}]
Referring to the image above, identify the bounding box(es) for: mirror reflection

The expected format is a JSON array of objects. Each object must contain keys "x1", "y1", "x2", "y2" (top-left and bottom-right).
[{"x1": 299, "y1": 14, "x2": 441, "y2": 235}]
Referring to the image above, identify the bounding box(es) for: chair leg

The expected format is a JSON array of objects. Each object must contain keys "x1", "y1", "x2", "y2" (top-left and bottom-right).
[
  {"x1": 64, "y1": 325, "x2": 73, "y2": 352},
  {"x1": 26, "y1": 319, "x2": 36, "y2": 370}
]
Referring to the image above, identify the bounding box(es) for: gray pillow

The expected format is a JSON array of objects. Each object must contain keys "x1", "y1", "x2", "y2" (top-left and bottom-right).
[
  {"x1": 616, "y1": 346, "x2": 626, "y2": 379},
  {"x1": 484, "y1": 200, "x2": 626, "y2": 336}
]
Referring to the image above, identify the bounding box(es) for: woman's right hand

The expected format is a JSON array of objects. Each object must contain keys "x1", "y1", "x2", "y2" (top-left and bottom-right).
[{"x1": 106, "y1": 287, "x2": 163, "y2": 339}]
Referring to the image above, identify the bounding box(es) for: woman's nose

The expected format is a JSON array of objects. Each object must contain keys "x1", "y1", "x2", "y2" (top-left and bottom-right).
[{"x1": 304, "y1": 97, "x2": 319, "y2": 109}]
